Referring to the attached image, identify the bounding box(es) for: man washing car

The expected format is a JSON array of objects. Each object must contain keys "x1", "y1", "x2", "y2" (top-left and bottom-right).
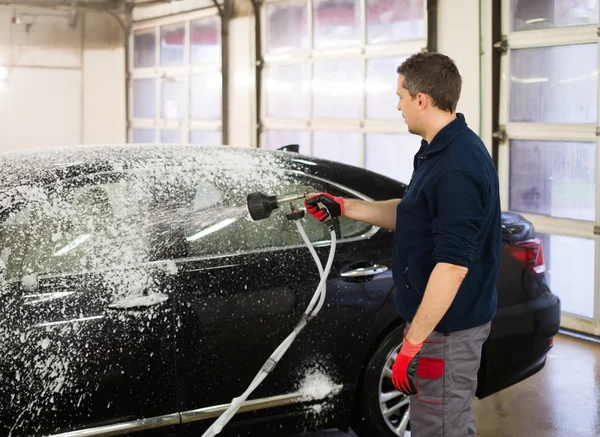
[{"x1": 305, "y1": 52, "x2": 502, "y2": 436}]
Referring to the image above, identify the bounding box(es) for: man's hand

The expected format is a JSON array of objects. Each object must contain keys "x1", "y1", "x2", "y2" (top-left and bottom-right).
[
  {"x1": 304, "y1": 193, "x2": 345, "y2": 222},
  {"x1": 392, "y1": 339, "x2": 423, "y2": 395}
]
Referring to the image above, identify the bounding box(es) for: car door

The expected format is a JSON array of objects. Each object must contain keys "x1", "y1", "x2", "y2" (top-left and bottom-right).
[
  {"x1": 0, "y1": 171, "x2": 179, "y2": 437},
  {"x1": 169, "y1": 165, "x2": 396, "y2": 435}
]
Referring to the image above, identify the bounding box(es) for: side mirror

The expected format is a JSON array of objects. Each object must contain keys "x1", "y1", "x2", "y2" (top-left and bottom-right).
[{"x1": 277, "y1": 144, "x2": 299, "y2": 153}]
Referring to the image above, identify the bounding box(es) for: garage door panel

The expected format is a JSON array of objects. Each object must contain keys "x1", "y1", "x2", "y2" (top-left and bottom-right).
[
  {"x1": 510, "y1": 0, "x2": 599, "y2": 32},
  {"x1": 265, "y1": 129, "x2": 310, "y2": 154},
  {"x1": 312, "y1": 131, "x2": 362, "y2": 167},
  {"x1": 500, "y1": 0, "x2": 600, "y2": 334},
  {"x1": 509, "y1": 44, "x2": 598, "y2": 124},
  {"x1": 265, "y1": 63, "x2": 310, "y2": 118},
  {"x1": 191, "y1": 16, "x2": 222, "y2": 64},
  {"x1": 509, "y1": 139, "x2": 596, "y2": 222},
  {"x1": 538, "y1": 233, "x2": 596, "y2": 319},
  {"x1": 366, "y1": 56, "x2": 408, "y2": 120},
  {"x1": 312, "y1": 59, "x2": 363, "y2": 119},
  {"x1": 365, "y1": 133, "x2": 419, "y2": 184},
  {"x1": 266, "y1": 0, "x2": 309, "y2": 54},
  {"x1": 313, "y1": 0, "x2": 361, "y2": 49}
]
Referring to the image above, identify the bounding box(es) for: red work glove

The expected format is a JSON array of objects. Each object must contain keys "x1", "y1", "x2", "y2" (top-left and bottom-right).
[
  {"x1": 391, "y1": 339, "x2": 422, "y2": 395},
  {"x1": 304, "y1": 193, "x2": 345, "y2": 222}
]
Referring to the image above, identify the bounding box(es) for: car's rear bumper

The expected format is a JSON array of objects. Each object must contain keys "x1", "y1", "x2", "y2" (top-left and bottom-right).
[{"x1": 476, "y1": 288, "x2": 561, "y2": 398}]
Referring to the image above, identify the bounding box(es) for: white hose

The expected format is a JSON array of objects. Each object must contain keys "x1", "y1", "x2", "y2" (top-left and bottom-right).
[{"x1": 201, "y1": 220, "x2": 337, "y2": 437}]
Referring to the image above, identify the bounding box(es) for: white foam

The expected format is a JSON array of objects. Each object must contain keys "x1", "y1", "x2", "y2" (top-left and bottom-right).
[{"x1": 298, "y1": 369, "x2": 337, "y2": 401}]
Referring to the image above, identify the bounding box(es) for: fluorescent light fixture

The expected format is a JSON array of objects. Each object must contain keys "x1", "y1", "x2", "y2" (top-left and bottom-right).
[
  {"x1": 0, "y1": 67, "x2": 7, "y2": 80},
  {"x1": 186, "y1": 217, "x2": 237, "y2": 242}
]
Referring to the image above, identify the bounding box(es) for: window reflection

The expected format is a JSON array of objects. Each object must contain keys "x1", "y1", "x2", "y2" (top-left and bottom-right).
[
  {"x1": 160, "y1": 22, "x2": 185, "y2": 66},
  {"x1": 510, "y1": 44, "x2": 598, "y2": 123},
  {"x1": 265, "y1": 64, "x2": 310, "y2": 118},
  {"x1": 312, "y1": 131, "x2": 362, "y2": 167},
  {"x1": 313, "y1": 0, "x2": 361, "y2": 49},
  {"x1": 266, "y1": 0, "x2": 309, "y2": 53},
  {"x1": 511, "y1": 0, "x2": 599, "y2": 31},
  {"x1": 366, "y1": 0, "x2": 426, "y2": 44},
  {"x1": 509, "y1": 140, "x2": 596, "y2": 221},
  {"x1": 162, "y1": 78, "x2": 185, "y2": 120},
  {"x1": 133, "y1": 28, "x2": 156, "y2": 68},
  {"x1": 312, "y1": 59, "x2": 363, "y2": 119},
  {"x1": 191, "y1": 17, "x2": 221, "y2": 64}
]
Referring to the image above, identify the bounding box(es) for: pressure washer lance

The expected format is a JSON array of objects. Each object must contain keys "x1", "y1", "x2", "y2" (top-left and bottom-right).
[{"x1": 200, "y1": 191, "x2": 340, "y2": 437}]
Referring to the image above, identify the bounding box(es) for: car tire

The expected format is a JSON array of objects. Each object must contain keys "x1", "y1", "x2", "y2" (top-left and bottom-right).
[{"x1": 352, "y1": 323, "x2": 411, "y2": 437}]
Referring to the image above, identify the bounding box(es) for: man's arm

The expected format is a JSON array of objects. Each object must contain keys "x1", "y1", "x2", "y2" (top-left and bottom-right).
[
  {"x1": 343, "y1": 198, "x2": 401, "y2": 230},
  {"x1": 405, "y1": 169, "x2": 489, "y2": 343},
  {"x1": 404, "y1": 262, "x2": 467, "y2": 344}
]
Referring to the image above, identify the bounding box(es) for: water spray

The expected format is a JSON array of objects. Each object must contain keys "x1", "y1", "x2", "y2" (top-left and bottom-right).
[{"x1": 200, "y1": 190, "x2": 340, "y2": 437}]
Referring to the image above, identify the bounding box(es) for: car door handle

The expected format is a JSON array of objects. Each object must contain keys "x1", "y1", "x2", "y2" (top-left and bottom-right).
[{"x1": 340, "y1": 264, "x2": 389, "y2": 278}]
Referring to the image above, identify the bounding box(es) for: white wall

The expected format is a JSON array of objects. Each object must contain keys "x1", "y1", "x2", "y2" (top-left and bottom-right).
[
  {"x1": 0, "y1": 7, "x2": 125, "y2": 152},
  {"x1": 437, "y1": 0, "x2": 493, "y2": 152},
  {"x1": 228, "y1": 14, "x2": 254, "y2": 148}
]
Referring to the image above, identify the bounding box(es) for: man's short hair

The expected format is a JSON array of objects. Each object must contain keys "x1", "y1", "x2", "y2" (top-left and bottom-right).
[{"x1": 396, "y1": 52, "x2": 462, "y2": 113}]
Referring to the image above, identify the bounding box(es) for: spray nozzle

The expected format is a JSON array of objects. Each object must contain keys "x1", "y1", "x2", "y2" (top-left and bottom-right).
[
  {"x1": 246, "y1": 191, "x2": 310, "y2": 221},
  {"x1": 246, "y1": 190, "x2": 342, "y2": 239}
]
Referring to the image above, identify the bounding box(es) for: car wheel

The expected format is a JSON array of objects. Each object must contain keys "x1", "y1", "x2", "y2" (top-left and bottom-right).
[{"x1": 353, "y1": 323, "x2": 411, "y2": 437}]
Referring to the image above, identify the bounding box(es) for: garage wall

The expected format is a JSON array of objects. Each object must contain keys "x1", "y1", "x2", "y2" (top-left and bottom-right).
[
  {"x1": 437, "y1": 0, "x2": 494, "y2": 152},
  {"x1": 0, "y1": 7, "x2": 125, "y2": 152}
]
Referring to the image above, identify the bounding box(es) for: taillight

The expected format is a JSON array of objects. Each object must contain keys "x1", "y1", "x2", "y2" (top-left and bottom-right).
[{"x1": 506, "y1": 238, "x2": 546, "y2": 274}]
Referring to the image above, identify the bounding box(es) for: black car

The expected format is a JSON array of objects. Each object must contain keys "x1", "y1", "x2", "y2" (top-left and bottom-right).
[{"x1": 0, "y1": 144, "x2": 560, "y2": 437}]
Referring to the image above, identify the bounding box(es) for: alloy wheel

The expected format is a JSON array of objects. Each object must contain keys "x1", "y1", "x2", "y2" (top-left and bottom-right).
[{"x1": 378, "y1": 343, "x2": 411, "y2": 436}]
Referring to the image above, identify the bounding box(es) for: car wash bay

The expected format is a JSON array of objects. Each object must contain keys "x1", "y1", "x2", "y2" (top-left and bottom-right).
[{"x1": 0, "y1": 0, "x2": 600, "y2": 437}]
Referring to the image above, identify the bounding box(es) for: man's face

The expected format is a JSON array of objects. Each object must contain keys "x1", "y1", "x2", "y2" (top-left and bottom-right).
[{"x1": 396, "y1": 75, "x2": 419, "y2": 135}]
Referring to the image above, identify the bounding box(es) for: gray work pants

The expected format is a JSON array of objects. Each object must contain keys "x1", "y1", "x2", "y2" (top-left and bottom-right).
[{"x1": 405, "y1": 321, "x2": 491, "y2": 436}]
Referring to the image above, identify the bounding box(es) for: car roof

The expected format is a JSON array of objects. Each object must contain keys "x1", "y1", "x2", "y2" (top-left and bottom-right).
[{"x1": 0, "y1": 144, "x2": 408, "y2": 213}]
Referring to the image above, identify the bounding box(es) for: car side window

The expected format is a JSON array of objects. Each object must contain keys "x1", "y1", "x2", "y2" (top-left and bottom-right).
[
  {"x1": 4, "y1": 174, "x2": 154, "y2": 279},
  {"x1": 183, "y1": 171, "x2": 374, "y2": 259}
]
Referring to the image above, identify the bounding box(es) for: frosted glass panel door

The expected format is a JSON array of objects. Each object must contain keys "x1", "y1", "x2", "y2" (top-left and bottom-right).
[
  {"x1": 312, "y1": 131, "x2": 362, "y2": 167},
  {"x1": 133, "y1": 28, "x2": 156, "y2": 68},
  {"x1": 366, "y1": 56, "x2": 407, "y2": 120},
  {"x1": 365, "y1": 133, "x2": 420, "y2": 184},
  {"x1": 501, "y1": 0, "x2": 600, "y2": 335},
  {"x1": 312, "y1": 59, "x2": 363, "y2": 119},
  {"x1": 509, "y1": 140, "x2": 596, "y2": 222},
  {"x1": 510, "y1": 0, "x2": 599, "y2": 31},
  {"x1": 265, "y1": 64, "x2": 310, "y2": 118},
  {"x1": 190, "y1": 72, "x2": 222, "y2": 120},
  {"x1": 191, "y1": 16, "x2": 221, "y2": 64},
  {"x1": 366, "y1": 0, "x2": 426, "y2": 44},
  {"x1": 265, "y1": 130, "x2": 310, "y2": 154},
  {"x1": 133, "y1": 79, "x2": 156, "y2": 119},
  {"x1": 509, "y1": 44, "x2": 598, "y2": 124},
  {"x1": 160, "y1": 22, "x2": 185, "y2": 67},
  {"x1": 539, "y1": 234, "x2": 596, "y2": 319},
  {"x1": 313, "y1": 0, "x2": 361, "y2": 48},
  {"x1": 162, "y1": 78, "x2": 185, "y2": 121},
  {"x1": 266, "y1": 0, "x2": 309, "y2": 53}
]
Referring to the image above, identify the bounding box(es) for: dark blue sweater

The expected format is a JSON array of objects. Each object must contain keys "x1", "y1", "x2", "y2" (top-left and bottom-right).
[{"x1": 392, "y1": 113, "x2": 502, "y2": 334}]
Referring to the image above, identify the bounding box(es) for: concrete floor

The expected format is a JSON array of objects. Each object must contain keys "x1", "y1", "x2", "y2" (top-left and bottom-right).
[{"x1": 294, "y1": 333, "x2": 600, "y2": 437}]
